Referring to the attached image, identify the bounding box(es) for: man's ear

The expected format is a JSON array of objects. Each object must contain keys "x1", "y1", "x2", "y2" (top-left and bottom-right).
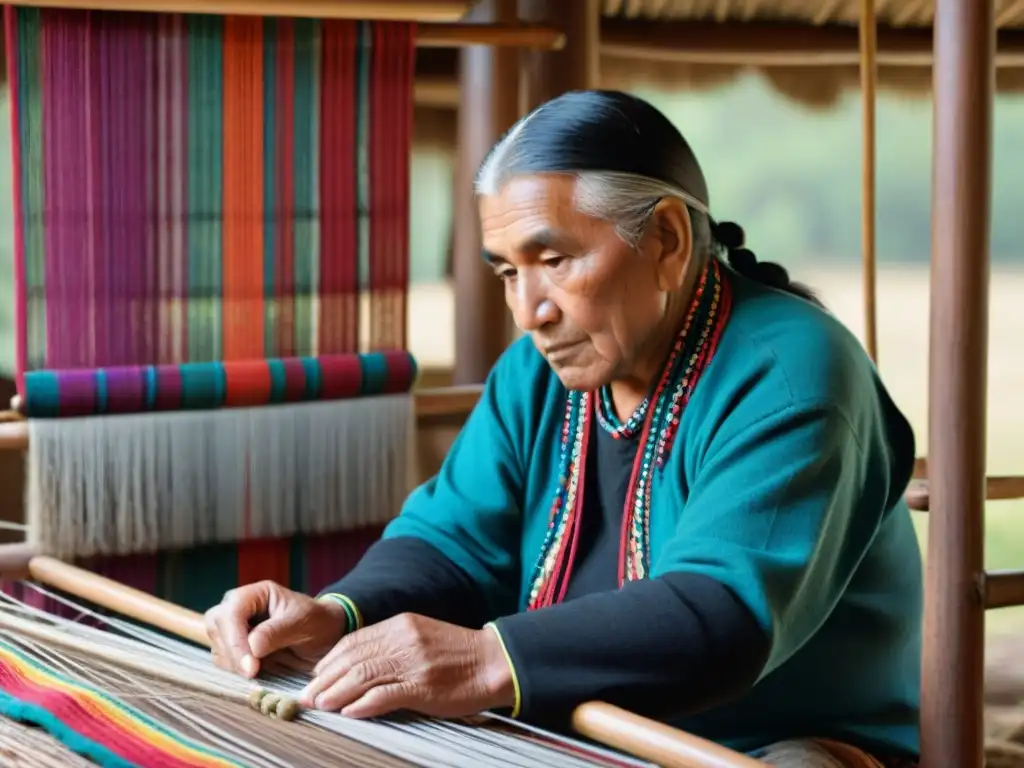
[{"x1": 650, "y1": 197, "x2": 693, "y2": 292}]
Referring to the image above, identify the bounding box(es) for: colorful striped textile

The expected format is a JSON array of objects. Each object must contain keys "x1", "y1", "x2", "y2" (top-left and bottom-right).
[
  {"x1": 5, "y1": 6, "x2": 416, "y2": 391},
  {"x1": 22, "y1": 350, "x2": 417, "y2": 417},
  {"x1": 0, "y1": 639, "x2": 244, "y2": 768},
  {"x1": 3, "y1": 7, "x2": 420, "y2": 621}
]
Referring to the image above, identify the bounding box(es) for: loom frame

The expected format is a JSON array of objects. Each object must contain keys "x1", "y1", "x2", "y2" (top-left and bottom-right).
[{"x1": 0, "y1": 1, "x2": 1024, "y2": 767}]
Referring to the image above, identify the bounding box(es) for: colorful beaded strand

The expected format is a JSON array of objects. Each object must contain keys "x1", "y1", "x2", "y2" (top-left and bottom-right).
[{"x1": 526, "y1": 259, "x2": 732, "y2": 607}]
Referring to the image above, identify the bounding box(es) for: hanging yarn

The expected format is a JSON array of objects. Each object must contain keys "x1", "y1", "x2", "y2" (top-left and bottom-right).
[{"x1": 4, "y1": 6, "x2": 420, "y2": 605}]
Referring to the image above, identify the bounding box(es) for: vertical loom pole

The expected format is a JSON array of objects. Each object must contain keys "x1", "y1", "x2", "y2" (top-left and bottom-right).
[
  {"x1": 518, "y1": 0, "x2": 600, "y2": 112},
  {"x1": 859, "y1": 0, "x2": 879, "y2": 363},
  {"x1": 920, "y1": 1, "x2": 994, "y2": 767},
  {"x1": 452, "y1": 0, "x2": 520, "y2": 385}
]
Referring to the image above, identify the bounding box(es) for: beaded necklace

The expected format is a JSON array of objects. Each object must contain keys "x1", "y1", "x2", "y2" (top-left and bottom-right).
[{"x1": 527, "y1": 258, "x2": 733, "y2": 611}]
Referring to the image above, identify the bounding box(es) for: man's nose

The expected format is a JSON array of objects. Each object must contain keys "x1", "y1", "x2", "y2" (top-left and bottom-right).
[{"x1": 510, "y1": 273, "x2": 560, "y2": 332}]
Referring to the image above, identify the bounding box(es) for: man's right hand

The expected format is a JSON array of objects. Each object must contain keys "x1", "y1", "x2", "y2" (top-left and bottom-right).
[{"x1": 204, "y1": 581, "x2": 349, "y2": 679}]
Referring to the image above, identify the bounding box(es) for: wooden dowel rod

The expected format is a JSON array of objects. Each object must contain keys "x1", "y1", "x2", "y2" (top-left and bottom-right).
[
  {"x1": 572, "y1": 702, "x2": 762, "y2": 768},
  {"x1": 984, "y1": 570, "x2": 1024, "y2": 610},
  {"x1": 4, "y1": 0, "x2": 471, "y2": 22},
  {"x1": 20, "y1": 554, "x2": 210, "y2": 647}
]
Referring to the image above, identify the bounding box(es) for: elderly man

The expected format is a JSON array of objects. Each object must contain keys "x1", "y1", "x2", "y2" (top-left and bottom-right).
[{"x1": 206, "y1": 90, "x2": 922, "y2": 768}]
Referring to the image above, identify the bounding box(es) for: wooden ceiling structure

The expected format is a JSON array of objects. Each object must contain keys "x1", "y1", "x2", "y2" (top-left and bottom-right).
[{"x1": 410, "y1": 0, "x2": 1024, "y2": 123}]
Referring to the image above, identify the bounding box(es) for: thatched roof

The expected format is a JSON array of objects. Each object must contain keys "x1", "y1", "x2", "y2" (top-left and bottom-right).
[
  {"x1": 593, "y1": 0, "x2": 1024, "y2": 108},
  {"x1": 600, "y1": 0, "x2": 1024, "y2": 29}
]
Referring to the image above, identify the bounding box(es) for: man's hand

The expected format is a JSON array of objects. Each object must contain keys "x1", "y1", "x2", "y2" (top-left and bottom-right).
[
  {"x1": 298, "y1": 613, "x2": 515, "y2": 719},
  {"x1": 205, "y1": 581, "x2": 349, "y2": 678}
]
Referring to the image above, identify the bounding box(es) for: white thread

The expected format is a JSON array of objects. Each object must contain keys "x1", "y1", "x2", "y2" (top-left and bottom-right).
[
  {"x1": 1, "y1": 584, "x2": 657, "y2": 768},
  {"x1": 25, "y1": 396, "x2": 417, "y2": 559}
]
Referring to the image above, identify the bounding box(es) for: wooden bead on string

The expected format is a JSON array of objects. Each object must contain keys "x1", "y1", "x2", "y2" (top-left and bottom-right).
[{"x1": 248, "y1": 687, "x2": 300, "y2": 721}]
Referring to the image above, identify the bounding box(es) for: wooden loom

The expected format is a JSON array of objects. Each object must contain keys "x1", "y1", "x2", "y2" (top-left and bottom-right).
[
  {"x1": 0, "y1": 4, "x2": 1023, "y2": 768},
  {"x1": 0, "y1": 549, "x2": 765, "y2": 768}
]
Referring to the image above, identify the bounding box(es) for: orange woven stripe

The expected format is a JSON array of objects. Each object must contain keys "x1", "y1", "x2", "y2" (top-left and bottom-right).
[{"x1": 222, "y1": 16, "x2": 265, "y2": 361}]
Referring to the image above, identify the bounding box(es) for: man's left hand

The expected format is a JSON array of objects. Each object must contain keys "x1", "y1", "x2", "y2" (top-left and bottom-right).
[{"x1": 297, "y1": 613, "x2": 515, "y2": 719}]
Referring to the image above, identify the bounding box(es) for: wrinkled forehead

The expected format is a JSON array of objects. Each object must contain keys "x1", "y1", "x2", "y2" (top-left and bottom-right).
[{"x1": 478, "y1": 174, "x2": 606, "y2": 261}]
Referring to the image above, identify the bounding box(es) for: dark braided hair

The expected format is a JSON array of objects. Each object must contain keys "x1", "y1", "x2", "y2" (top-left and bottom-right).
[
  {"x1": 711, "y1": 220, "x2": 823, "y2": 306},
  {"x1": 476, "y1": 89, "x2": 822, "y2": 308}
]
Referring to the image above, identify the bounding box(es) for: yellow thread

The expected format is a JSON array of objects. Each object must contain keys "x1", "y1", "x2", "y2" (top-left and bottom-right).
[
  {"x1": 484, "y1": 622, "x2": 522, "y2": 719},
  {"x1": 318, "y1": 593, "x2": 364, "y2": 632}
]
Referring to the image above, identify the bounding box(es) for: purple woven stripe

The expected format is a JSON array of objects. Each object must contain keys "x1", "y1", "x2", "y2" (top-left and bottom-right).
[
  {"x1": 154, "y1": 365, "x2": 184, "y2": 411},
  {"x1": 104, "y1": 367, "x2": 147, "y2": 414},
  {"x1": 54, "y1": 370, "x2": 99, "y2": 417}
]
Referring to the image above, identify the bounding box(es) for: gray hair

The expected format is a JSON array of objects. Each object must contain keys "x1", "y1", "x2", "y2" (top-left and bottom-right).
[{"x1": 475, "y1": 120, "x2": 715, "y2": 258}]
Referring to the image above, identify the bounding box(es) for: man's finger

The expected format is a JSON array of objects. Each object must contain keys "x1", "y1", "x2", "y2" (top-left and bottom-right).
[
  {"x1": 302, "y1": 656, "x2": 395, "y2": 711},
  {"x1": 299, "y1": 652, "x2": 352, "y2": 708},
  {"x1": 341, "y1": 683, "x2": 415, "y2": 719},
  {"x1": 204, "y1": 609, "x2": 223, "y2": 656},
  {"x1": 248, "y1": 613, "x2": 305, "y2": 661},
  {"x1": 215, "y1": 586, "x2": 270, "y2": 678}
]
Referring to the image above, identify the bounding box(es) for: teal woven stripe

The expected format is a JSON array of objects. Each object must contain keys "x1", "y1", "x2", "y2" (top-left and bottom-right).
[
  {"x1": 0, "y1": 690, "x2": 138, "y2": 768},
  {"x1": 186, "y1": 14, "x2": 224, "y2": 363},
  {"x1": 292, "y1": 18, "x2": 319, "y2": 356}
]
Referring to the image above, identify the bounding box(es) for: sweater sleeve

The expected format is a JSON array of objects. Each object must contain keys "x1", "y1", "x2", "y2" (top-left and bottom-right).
[
  {"x1": 317, "y1": 536, "x2": 491, "y2": 629},
  {"x1": 490, "y1": 572, "x2": 769, "y2": 724}
]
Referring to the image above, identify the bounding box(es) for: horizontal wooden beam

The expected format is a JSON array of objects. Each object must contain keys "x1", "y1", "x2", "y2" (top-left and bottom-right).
[
  {"x1": 904, "y1": 475, "x2": 1024, "y2": 512},
  {"x1": 414, "y1": 76, "x2": 460, "y2": 108},
  {"x1": 600, "y1": 19, "x2": 1024, "y2": 67},
  {"x1": 984, "y1": 570, "x2": 1024, "y2": 610},
  {"x1": 418, "y1": 22, "x2": 564, "y2": 50},
  {"x1": 5, "y1": 0, "x2": 472, "y2": 21}
]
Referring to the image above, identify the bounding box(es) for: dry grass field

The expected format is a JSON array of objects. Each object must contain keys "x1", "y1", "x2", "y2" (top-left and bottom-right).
[{"x1": 406, "y1": 263, "x2": 1024, "y2": 637}]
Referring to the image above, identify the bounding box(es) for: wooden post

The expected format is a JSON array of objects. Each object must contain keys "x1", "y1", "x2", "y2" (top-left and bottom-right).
[
  {"x1": 920, "y1": 1, "x2": 994, "y2": 767},
  {"x1": 451, "y1": 0, "x2": 520, "y2": 385},
  {"x1": 519, "y1": 0, "x2": 600, "y2": 111}
]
